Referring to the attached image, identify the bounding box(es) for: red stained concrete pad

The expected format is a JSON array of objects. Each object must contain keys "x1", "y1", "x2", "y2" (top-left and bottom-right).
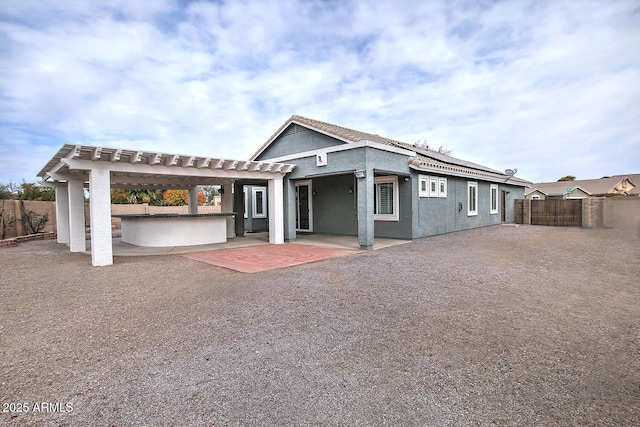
[{"x1": 181, "y1": 243, "x2": 363, "y2": 273}]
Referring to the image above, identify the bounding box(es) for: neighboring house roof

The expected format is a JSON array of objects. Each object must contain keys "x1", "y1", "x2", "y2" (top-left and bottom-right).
[
  {"x1": 526, "y1": 174, "x2": 639, "y2": 197},
  {"x1": 628, "y1": 174, "x2": 640, "y2": 195},
  {"x1": 252, "y1": 115, "x2": 531, "y2": 186}
]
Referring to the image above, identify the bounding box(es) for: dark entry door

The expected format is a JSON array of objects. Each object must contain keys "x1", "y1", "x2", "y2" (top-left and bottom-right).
[
  {"x1": 501, "y1": 190, "x2": 506, "y2": 222},
  {"x1": 296, "y1": 182, "x2": 312, "y2": 231}
]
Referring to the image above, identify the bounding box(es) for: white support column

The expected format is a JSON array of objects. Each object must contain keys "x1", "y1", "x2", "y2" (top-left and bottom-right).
[
  {"x1": 68, "y1": 179, "x2": 86, "y2": 252},
  {"x1": 89, "y1": 169, "x2": 113, "y2": 266},
  {"x1": 55, "y1": 184, "x2": 70, "y2": 244},
  {"x1": 268, "y1": 177, "x2": 284, "y2": 244},
  {"x1": 188, "y1": 186, "x2": 199, "y2": 215},
  {"x1": 221, "y1": 183, "x2": 235, "y2": 238}
]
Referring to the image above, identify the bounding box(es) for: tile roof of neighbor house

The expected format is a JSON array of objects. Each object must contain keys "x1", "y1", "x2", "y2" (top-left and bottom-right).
[
  {"x1": 526, "y1": 174, "x2": 640, "y2": 197},
  {"x1": 253, "y1": 115, "x2": 531, "y2": 185}
]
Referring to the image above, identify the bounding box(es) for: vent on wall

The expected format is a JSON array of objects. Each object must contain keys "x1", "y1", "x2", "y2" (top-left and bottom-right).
[
  {"x1": 283, "y1": 124, "x2": 309, "y2": 136},
  {"x1": 316, "y1": 152, "x2": 328, "y2": 166}
]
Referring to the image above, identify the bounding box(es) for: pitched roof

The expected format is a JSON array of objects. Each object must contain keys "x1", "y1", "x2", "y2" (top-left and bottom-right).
[
  {"x1": 526, "y1": 174, "x2": 639, "y2": 196},
  {"x1": 252, "y1": 115, "x2": 405, "y2": 159},
  {"x1": 252, "y1": 115, "x2": 530, "y2": 185}
]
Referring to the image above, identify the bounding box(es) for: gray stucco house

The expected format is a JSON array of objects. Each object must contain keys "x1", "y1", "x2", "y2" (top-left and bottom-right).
[{"x1": 239, "y1": 115, "x2": 530, "y2": 249}]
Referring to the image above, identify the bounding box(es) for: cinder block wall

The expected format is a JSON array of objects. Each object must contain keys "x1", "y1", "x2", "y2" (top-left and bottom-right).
[
  {"x1": 582, "y1": 198, "x2": 605, "y2": 229},
  {"x1": 603, "y1": 197, "x2": 640, "y2": 232},
  {"x1": 0, "y1": 200, "x2": 57, "y2": 238},
  {"x1": 1, "y1": 201, "x2": 223, "y2": 238}
]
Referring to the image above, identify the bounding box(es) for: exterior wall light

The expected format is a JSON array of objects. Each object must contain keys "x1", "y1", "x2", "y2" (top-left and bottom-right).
[{"x1": 354, "y1": 170, "x2": 365, "y2": 179}]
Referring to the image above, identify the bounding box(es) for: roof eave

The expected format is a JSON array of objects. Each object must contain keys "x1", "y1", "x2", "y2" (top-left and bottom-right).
[{"x1": 409, "y1": 160, "x2": 530, "y2": 187}]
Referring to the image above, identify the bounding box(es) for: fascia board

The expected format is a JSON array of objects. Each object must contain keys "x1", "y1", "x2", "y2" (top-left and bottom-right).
[{"x1": 261, "y1": 140, "x2": 416, "y2": 163}]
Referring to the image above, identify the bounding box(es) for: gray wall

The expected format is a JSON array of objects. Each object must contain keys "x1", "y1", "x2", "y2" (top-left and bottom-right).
[
  {"x1": 259, "y1": 124, "x2": 527, "y2": 240},
  {"x1": 413, "y1": 174, "x2": 524, "y2": 238},
  {"x1": 257, "y1": 124, "x2": 345, "y2": 160},
  {"x1": 280, "y1": 145, "x2": 414, "y2": 239},
  {"x1": 373, "y1": 176, "x2": 413, "y2": 239},
  {"x1": 310, "y1": 174, "x2": 358, "y2": 235}
]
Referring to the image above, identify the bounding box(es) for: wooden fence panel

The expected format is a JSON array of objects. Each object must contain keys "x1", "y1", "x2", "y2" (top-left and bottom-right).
[{"x1": 531, "y1": 199, "x2": 582, "y2": 227}]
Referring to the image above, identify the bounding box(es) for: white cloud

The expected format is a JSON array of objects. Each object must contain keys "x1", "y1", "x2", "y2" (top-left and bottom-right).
[{"x1": 0, "y1": 0, "x2": 638, "y2": 184}]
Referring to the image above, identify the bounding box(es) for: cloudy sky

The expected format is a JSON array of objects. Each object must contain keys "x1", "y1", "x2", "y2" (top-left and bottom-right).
[{"x1": 1, "y1": 0, "x2": 638, "y2": 185}]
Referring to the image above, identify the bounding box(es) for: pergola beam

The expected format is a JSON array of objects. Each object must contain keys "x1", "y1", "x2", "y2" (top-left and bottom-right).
[
  {"x1": 110, "y1": 149, "x2": 122, "y2": 162},
  {"x1": 61, "y1": 158, "x2": 289, "y2": 180},
  {"x1": 131, "y1": 150, "x2": 143, "y2": 163},
  {"x1": 92, "y1": 147, "x2": 102, "y2": 160}
]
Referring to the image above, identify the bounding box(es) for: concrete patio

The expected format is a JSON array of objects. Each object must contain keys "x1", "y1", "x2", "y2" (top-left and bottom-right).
[{"x1": 84, "y1": 232, "x2": 411, "y2": 257}]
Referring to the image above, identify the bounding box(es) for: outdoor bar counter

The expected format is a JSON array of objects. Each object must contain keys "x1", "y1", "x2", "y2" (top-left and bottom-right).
[{"x1": 114, "y1": 213, "x2": 235, "y2": 247}]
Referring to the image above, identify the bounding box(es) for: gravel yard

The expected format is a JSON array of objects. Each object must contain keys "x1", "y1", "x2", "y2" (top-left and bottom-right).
[{"x1": 1, "y1": 225, "x2": 639, "y2": 426}]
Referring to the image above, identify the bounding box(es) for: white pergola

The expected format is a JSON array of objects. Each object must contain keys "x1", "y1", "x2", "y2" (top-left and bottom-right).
[{"x1": 38, "y1": 144, "x2": 295, "y2": 267}]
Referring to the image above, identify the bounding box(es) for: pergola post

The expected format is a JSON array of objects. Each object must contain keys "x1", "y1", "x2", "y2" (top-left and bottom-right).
[
  {"x1": 89, "y1": 169, "x2": 113, "y2": 266},
  {"x1": 55, "y1": 184, "x2": 70, "y2": 244},
  {"x1": 268, "y1": 177, "x2": 284, "y2": 244},
  {"x1": 221, "y1": 183, "x2": 235, "y2": 238},
  {"x1": 188, "y1": 186, "x2": 198, "y2": 215},
  {"x1": 68, "y1": 179, "x2": 86, "y2": 252}
]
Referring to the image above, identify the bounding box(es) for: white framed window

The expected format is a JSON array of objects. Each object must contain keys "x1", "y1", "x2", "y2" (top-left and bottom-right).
[
  {"x1": 419, "y1": 175, "x2": 429, "y2": 198},
  {"x1": 374, "y1": 176, "x2": 399, "y2": 221},
  {"x1": 490, "y1": 184, "x2": 499, "y2": 214},
  {"x1": 252, "y1": 187, "x2": 267, "y2": 218},
  {"x1": 438, "y1": 178, "x2": 447, "y2": 198},
  {"x1": 468, "y1": 182, "x2": 478, "y2": 216},
  {"x1": 429, "y1": 177, "x2": 438, "y2": 197},
  {"x1": 419, "y1": 175, "x2": 447, "y2": 198}
]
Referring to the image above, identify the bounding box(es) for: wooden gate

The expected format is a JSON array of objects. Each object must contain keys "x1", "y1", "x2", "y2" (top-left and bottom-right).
[{"x1": 531, "y1": 199, "x2": 583, "y2": 227}]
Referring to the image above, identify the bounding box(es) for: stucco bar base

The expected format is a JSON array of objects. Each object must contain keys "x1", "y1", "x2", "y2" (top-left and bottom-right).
[{"x1": 119, "y1": 214, "x2": 231, "y2": 247}]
